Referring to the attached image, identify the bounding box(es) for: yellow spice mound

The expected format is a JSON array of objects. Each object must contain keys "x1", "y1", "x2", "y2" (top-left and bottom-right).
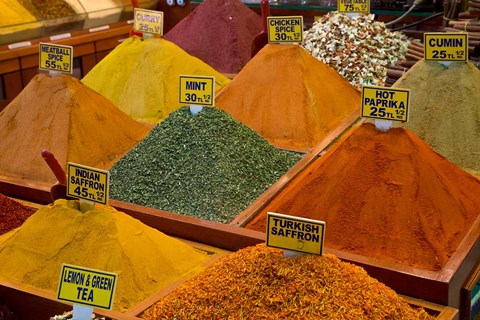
[
  {"x1": 0, "y1": 0, "x2": 37, "y2": 27},
  {"x1": 0, "y1": 200, "x2": 209, "y2": 312},
  {"x1": 82, "y1": 36, "x2": 231, "y2": 124}
]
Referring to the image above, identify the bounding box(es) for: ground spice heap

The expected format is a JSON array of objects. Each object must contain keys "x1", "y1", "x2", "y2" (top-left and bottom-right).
[
  {"x1": 163, "y1": 0, "x2": 262, "y2": 74},
  {"x1": 0, "y1": 199, "x2": 209, "y2": 312},
  {"x1": 393, "y1": 60, "x2": 480, "y2": 175},
  {"x1": 82, "y1": 36, "x2": 231, "y2": 124},
  {"x1": 0, "y1": 0, "x2": 37, "y2": 28},
  {"x1": 246, "y1": 123, "x2": 480, "y2": 271},
  {"x1": 0, "y1": 73, "x2": 150, "y2": 184},
  {"x1": 303, "y1": 12, "x2": 408, "y2": 88},
  {"x1": 110, "y1": 107, "x2": 301, "y2": 223},
  {"x1": 216, "y1": 44, "x2": 360, "y2": 152},
  {"x1": 142, "y1": 244, "x2": 434, "y2": 320},
  {"x1": 0, "y1": 194, "x2": 35, "y2": 235}
]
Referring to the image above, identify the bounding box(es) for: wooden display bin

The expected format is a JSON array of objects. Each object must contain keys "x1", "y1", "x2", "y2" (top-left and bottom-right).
[
  {"x1": 229, "y1": 130, "x2": 480, "y2": 320},
  {"x1": 0, "y1": 199, "x2": 459, "y2": 320},
  {"x1": 0, "y1": 21, "x2": 132, "y2": 111}
]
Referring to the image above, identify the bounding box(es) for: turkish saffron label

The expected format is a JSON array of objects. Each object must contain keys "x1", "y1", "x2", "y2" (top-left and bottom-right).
[
  {"x1": 338, "y1": 0, "x2": 370, "y2": 14},
  {"x1": 361, "y1": 86, "x2": 410, "y2": 122},
  {"x1": 179, "y1": 75, "x2": 215, "y2": 106},
  {"x1": 424, "y1": 33, "x2": 468, "y2": 62},
  {"x1": 266, "y1": 212, "x2": 325, "y2": 255},
  {"x1": 267, "y1": 16, "x2": 303, "y2": 43},
  {"x1": 133, "y1": 8, "x2": 163, "y2": 35},
  {"x1": 67, "y1": 163, "x2": 109, "y2": 205},
  {"x1": 39, "y1": 43, "x2": 73, "y2": 74},
  {"x1": 57, "y1": 264, "x2": 117, "y2": 310}
]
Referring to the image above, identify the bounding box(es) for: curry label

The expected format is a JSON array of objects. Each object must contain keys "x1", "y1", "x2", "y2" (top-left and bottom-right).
[
  {"x1": 424, "y1": 33, "x2": 468, "y2": 62},
  {"x1": 67, "y1": 163, "x2": 109, "y2": 205},
  {"x1": 267, "y1": 212, "x2": 325, "y2": 255},
  {"x1": 361, "y1": 86, "x2": 410, "y2": 122},
  {"x1": 58, "y1": 264, "x2": 117, "y2": 310},
  {"x1": 134, "y1": 8, "x2": 163, "y2": 35},
  {"x1": 179, "y1": 75, "x2": 215, "y2": 106},
  {"x1": 39, "y1": 43, "x2": 73, "y2": 74},
  {"x1": 267, "y1": 16, "x2": 303, "y2": 43}
]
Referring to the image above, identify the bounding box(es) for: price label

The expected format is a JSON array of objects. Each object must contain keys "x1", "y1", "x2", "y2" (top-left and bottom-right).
[
  {"x1": 361, "y1": 86, "x2": 410, "y2": 122},
  {"x1": 133, "y1": 8, "x2": 163, "y2": 36},
  {"x1": 57, "y1": 264, "x2": 117, "y2": 310},
  {"x1": 179, "y1": 75, "x2": 215, "y2": 106},
  {"x1": 424, "y1": 33, "x2": 468, "y2": 62},
  {"x1": 338, "y1": 0, "x2": 370, "y2": 13},
  {"x1": 267, "y1": 16, "x2": 303, "y2": 44},
  {"x1": 39, "y1": 43, "x2": 73, "y2": 74},
  {"x1": 266, "y1": 212, "x2": 325, "y2": 255},
  {"x1": 67, "y1": 163, "x2": 109, "y2": 205}
]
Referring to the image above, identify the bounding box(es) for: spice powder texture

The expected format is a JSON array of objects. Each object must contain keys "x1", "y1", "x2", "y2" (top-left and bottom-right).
[
  {"x1": 163, "y1": 0, "x2": 262, "y2": 74},
  {"x1": 246, "y1": 123, "x2": 480, "y2": 271},
  {"x1": 82, "y1": 36, "x2": 231, "y2": 124},
  {"x1": 0, "y1": 199, "x2": 209, "y2": 312},
  {"x1": 0, "y1": 74, "x2": 150, "y2": 184},
  {"x1": 0, "y1": 194, "x2": 35, "y2": 235},
  {"x1": 109, "y1": 107, "x2": 302, "y2": 223},
  {"x1": 142, "y1": 244, "x2": 434, "y2": 320},
  {"x1": 393, "y1": 60, "x2": 480, "y2": 175},
  {"x1": 216, "y1": 44, "x2": 360, "y2": 153}
]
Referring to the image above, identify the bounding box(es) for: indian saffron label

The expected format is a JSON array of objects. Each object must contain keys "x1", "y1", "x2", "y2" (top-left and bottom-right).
[
  {"x1": 179, "y1": 75, "x2": 215, "y2": 106},
  {"x1": 338, "y1": 0, "x2": 370, "y2": 14},
  {"x1": 424, "y1": 33, "x2": 468, "y2": 62},
  {"x1": 133, "y1": 8, "x2": 163, "y2": 35},
  {"x1": 266, "y1": 212, "x2": 325, "y2": 255},
  {"x1": 39, "y1": 43, "x2": 73, "y2": 74},
  {"x1": 57, "y1": 264, "x2": 117, "y2": 310},
  {"x1": 67, "y1": 163, "x2": 109, "y2": 205},
  {"x1": 361, "y1": 86, "x2": 410, "y2": 122},
  {"x1": 267, "y1": 16, "x2": 303, "y2": 44}
]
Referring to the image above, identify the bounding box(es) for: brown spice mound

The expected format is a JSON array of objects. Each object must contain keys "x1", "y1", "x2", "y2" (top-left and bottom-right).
[
  {"x1": 0, "y1": 74, "x2": 151, "y2": 184},
  {"x1": 246, "y1": 123, "x2": 480, "y2": 271},
  {"x1": 142, "y1": 244, "x2": 434, "y2": 320},
  {"x1": 0, "y1": 194, "x2": 35, "y2": 235},
  {"x1": 216, "y1": 44, "x2": 360, "y2": 152}
]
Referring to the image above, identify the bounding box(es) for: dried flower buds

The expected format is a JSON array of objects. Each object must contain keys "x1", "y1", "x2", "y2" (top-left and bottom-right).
[{"x1": 303, "y1": 12, "x2": 409, "y2": 88}]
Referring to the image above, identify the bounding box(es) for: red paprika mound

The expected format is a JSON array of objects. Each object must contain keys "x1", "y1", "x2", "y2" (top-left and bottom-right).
[
  {"x1": 245, "y1": 123, "x2": 480, "y2": 271},
  {"x1": 0, "y1": 194, "x2": 35, "y2": 235}
]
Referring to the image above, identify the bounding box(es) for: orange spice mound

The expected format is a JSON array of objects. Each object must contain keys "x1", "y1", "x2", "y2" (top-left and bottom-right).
[
  {"x1": 0, "y1": 74, "x2": 151, "y2": 184},
  {"x1": 245, "y1": 123, "x2": 480, "y2": 271},
  {"x1": 143, "y1": 244, "x2": 434, "y2": 320},
  {"x1": 216, "y1": 44, "x2": 360, "y2": 152}
]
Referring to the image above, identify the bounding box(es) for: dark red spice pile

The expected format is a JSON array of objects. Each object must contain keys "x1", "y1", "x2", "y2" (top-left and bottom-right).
[
  {"x1": 0, "y1": 194, "x2": 35, "y2": 235},
  {"x1": 163, "y1": 0, "x2": 262, "y2": 74}
]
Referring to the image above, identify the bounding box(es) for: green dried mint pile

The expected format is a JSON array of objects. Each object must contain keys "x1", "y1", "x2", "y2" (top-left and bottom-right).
[{"x1": 110, "y1": 107, "x2": 302, "y2": 223}]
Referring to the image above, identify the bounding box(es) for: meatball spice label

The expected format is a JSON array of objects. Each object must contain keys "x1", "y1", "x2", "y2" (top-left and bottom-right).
[
  {"x1": 338, "y1": 0, "x2": 370, "y2": 14},
  {"x1": 57, "y1": 264, "x2": 117, "y2": 310},
  {"x1": 134, "y1": 8, "x2": 164, "y2": 36},
  {"x1": 266, "y1": 212, "x2": 325, "y2": 255},
  {"x1": 361, "y1": 86, "x2": 410, "y2": 122},
  {"x1": 39, "y1": 43, "x2": 73, "y2": 74},
  {"x1": 267, "y1": 16, "x2": 303, "y2": 43},
  {"x1": 424, "y1": 33, "x2": 468, "y2": 62},
  {"x1": 67, "y1": 163, "x2": 109, "y2": 205}
]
